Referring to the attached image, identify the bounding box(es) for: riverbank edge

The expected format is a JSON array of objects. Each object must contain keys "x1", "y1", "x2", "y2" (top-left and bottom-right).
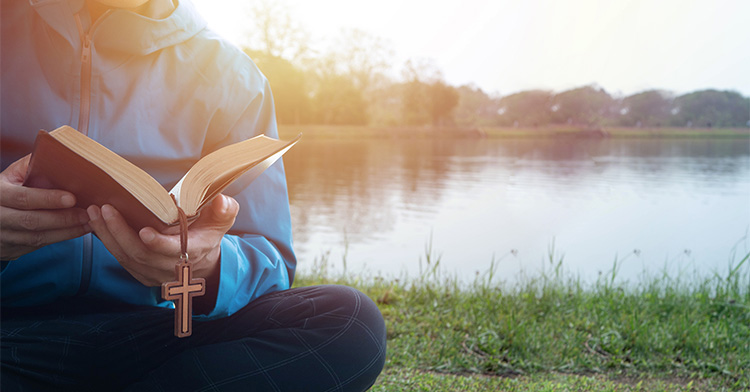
[
  {"x1": 292, "y1": 252, "x2": 750, "y2": 391},
  {"x1": 278, "y1": 125, "x2": 750, "y2": 140}
]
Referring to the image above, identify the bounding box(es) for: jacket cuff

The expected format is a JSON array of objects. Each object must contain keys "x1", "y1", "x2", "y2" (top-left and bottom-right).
[{"x1": 193, "y1": 235, "x2": 290, "y2": 320}]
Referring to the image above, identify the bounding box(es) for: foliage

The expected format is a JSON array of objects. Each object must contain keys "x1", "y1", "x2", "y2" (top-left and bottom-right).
[
  {"x1": 396, "y1": 80, "x2": 460, "y2": 127},
  {"x1": 310, "y1": 73, "x2": 369, "y2": 125},
  {"x1": 400, "y1": 80, "x2": 431, "y2": 126},
  {"x1": 294, "y1": 248, "x2": 750, "y2": 391},
  {"x1": 373, "y1": 369, "x2": 713, "y2": 392},
  {"x1": 397, "y1": 59, "x2": 460, "y2": 127},
  {"x1": 620, "y1": 90, "x2": 674, "y2": 127},
  {"x1": 245, "y1": 0, "x2": 309, "y2": 61},
  {"x1": 497, "y1": 90, "x2": 554, "y2": 127},
  {"x1": 672, "y1": 90, "x2": 750, "y2": 128},
  {"x1": 326, "y1": 28, "x2": 394, "y2": 94},
  {"x1": 239, "y1": 5, "x2": 749, "y2": 129},
  {"x1": 454, "y1": 85, "x2": 503, "y2": 127},
  {"x1": 426, "y1": 81, "x2": 459, "y2": 127},
  {"x1": 367, "y1": 82, "x2": 406, "y2": 127},
  {"x1": 245, "y1": 50, "x2": 311, "y2": 124},
  {"x1": 551, "y1": 85, "x2": 616, "y2": 127}
]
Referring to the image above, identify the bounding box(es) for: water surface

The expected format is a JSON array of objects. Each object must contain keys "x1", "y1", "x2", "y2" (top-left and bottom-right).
[{"x1": 284, "y1": 137, "x2": 750, "y2": 283}]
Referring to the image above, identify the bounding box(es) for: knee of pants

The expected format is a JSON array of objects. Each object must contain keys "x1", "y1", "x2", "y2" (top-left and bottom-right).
[
  {"x1": 259, "y1": 284, "x2": 388, "y2": 390},
  {"x1": 313, "y1": 285, "x2": 387, "y2": 388},
  {"x1": 311, "y1": 284, "x2": 385, "y2": 338}
]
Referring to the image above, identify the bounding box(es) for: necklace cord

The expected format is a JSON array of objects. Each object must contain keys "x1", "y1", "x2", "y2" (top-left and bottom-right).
[{"x1": 170, "y1": 194, "x2": 189, "y2": 261}]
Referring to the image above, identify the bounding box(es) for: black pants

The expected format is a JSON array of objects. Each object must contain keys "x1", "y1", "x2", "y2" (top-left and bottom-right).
[{"x1": 1, "y1": 285, "x2": 386, "y2": 391}]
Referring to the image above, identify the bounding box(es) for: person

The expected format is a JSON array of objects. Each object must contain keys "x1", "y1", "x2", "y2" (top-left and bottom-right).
[{"x1": 0, "y1": 0, "x2": 386, "y2": 390}]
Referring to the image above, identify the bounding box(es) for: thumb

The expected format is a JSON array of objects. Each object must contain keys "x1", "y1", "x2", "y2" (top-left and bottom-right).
[
  {"x1": 1, "y1": 154, "x2": 32, "y2": 184},
  {"x1": 208, "y1": 194, "x2": 239, "y2": 228}
]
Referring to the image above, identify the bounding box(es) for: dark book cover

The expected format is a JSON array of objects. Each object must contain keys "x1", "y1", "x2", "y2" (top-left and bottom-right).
[{"x1": 23, "y1": 130, "x2": 170, "y2": 231}]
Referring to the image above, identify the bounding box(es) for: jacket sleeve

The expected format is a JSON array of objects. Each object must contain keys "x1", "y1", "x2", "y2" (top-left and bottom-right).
[{"x1": 195, "y1": 71, "x2": 296, "y2": 320}]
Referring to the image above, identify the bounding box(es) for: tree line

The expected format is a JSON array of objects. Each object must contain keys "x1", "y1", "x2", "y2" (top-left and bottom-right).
[
  {"x1": 488, "y1": 87, "x2": 749, "y2": 129},
  {"x1": 244, "y1": 1, "x2": 750, "y2": 129}
]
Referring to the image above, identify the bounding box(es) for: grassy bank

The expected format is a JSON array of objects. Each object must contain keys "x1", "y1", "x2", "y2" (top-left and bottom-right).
[
  {"x1": 279, "y1": 124, "x2": 750, "y2": 140},
  {"x1": 293, "y1": 252, "x2": 750, "y2": 391}
]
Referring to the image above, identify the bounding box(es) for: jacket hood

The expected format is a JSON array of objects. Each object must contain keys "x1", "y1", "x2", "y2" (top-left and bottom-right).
[{"x1": 30, "y1": 0, "x2": 207, "y2": 55}]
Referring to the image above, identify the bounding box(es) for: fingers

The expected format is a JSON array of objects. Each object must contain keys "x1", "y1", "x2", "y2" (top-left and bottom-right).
[
  {"x1": 0, "y1": 198, "x2": 85, "y2": 260},
  {"x1": 139, "y1": 226, "x2": 180, "y2": 255},
  {"x1": 2, "y1": 222, "x2": 91, "y2": 245},
  {"x1": 0, "y1": 155, "x2": 74, "y2": 210},
  {"x1": 0, "y1": 206, "x2": 89, "y2": 231},
  {"x1": 0, "y1": 154, "x2": 31, "y2": 184},
  {"x1": 0, "y1": 155, "x2": 89, "y2": 260},
  {"x1": 0, "y1": 181, "x2": 77, "y2": 210},
  {"x1": 141, "y1": 195, "x2": 237, "y2": 255},
  {"x1": 88, "y1": 200, "x2": 234, "y2": 286},
  {"x1": 87, "y1": 205, "x2": 171, "y2": 286},
  {"x1": 1, "y1": 224, "x2": 92, "y2": 260},
  {"x1": 88, "y1": 205, "x2": 149, "y2": 261},
  {"x1": 87, "y1": 205, "x2": 129, "y2": 262}
]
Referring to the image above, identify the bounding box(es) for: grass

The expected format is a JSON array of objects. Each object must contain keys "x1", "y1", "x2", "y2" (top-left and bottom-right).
[
  {"x1": 293, "y1": 245, "x2": 750, "y2": 391},
  {"x1": 278, "y1": 124, "x2": 750, "y2": 140},
  {"x1": 373, "y1": 369, "x2": 709, "y2": 391}
]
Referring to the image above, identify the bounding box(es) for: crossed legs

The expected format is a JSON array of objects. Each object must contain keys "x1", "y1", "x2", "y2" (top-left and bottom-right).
[{"x1": 1, "y1": 285, "x2": 387, "y2": 392}]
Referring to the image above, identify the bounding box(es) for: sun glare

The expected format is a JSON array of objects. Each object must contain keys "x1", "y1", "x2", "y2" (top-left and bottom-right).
[{"x1": 193, "y1": 0, "x2": 749, "y2": 96}]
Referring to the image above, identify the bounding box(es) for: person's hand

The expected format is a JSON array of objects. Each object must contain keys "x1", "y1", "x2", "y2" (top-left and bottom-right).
[
  {"x1": 0, "y1": 155, "x2": 91, "y2": 260},
  {"x1": 86, "y1": 194, "x2": 239, "y2": 287}
]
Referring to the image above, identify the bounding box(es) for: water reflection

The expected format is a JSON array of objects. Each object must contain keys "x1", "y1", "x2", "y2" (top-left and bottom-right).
[{"x1": 284, "y1": 137, "x2": 750, "y2": 283}]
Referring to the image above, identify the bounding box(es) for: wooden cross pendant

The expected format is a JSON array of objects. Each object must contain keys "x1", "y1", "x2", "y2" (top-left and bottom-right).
[{"x1": 161, "y1": 261, "x2": 205, "y2": 338}]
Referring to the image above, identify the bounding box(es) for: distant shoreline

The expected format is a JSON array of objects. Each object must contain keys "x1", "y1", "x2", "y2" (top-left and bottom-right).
[{"x1": 279, "y1": 125, "x2": 750, "y2": 140}]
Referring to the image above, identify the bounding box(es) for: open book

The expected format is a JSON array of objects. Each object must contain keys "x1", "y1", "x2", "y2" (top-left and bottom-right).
[{"x1": 24, "y1": 126, "x2": 300, "y2": 230}]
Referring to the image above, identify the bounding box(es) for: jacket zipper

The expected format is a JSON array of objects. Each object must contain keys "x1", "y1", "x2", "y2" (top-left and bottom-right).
[
  {"x1": 78, "y1": 34, "x2": 92, "y2": 136},
  {"x1": 75, "y1": 14, "x2": 93, "y2": 296}
]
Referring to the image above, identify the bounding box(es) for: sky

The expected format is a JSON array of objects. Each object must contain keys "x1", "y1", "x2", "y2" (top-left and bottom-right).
[{"x1": 192, "y1": 0, "x2": 750, "y2": 98}]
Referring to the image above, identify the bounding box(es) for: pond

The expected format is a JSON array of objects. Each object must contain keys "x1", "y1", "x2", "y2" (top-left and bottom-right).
[{"x1": 283, "y1": 136, "x2": 750, "y2": 284}]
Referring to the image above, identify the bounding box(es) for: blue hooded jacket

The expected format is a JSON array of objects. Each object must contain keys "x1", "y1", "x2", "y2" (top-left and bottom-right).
[{"x1": 0, "y1": 0, "x2": 296, "y2": 319}]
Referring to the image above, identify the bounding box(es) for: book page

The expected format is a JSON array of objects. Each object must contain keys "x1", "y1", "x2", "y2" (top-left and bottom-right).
[{"x1": 169, "y1": 134, "x2": 300, "y2": 216}]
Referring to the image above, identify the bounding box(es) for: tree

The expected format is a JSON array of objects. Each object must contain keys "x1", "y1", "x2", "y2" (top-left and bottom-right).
[
  {"x1": 245, "y1": 50, "x2": 310, "y2": 124},
  {"x1": 551, "y1": 85, "x2": 616, "y2": 127},
  {"x1": 327, "y1": 28, "x2": 394, "y2": 94},
  {"x1": 497, "y1": 90, "x2": 554, "y2": 127},
  {"x1": 454, "y1": 85, "x2": 502, "y2": 127},
  {"x1": 366, "y1": 81, "x2": 403, "y2": 126},
  {"x1": 400, "y1": 58, "x2": 443, "y2": 84},
  {"x1": 246, "y1": 0, "x2": 309, "y2": 62},
  {"x1": 310, "y1": 74, "x2": 368, "y2": 125},
  {"x1": 306, "y1": 29, "x2": 396, "y2": 125},
  {"x1": 672, "y1": 89, "x2": 749, "y2": 127},
  {"x1": 398, "y1": 59, "x2": 458, "y2": 126},
  {"x1": 619, "y1": 90, "x2": 674, "y2": 127},
  {"x1": 400, "y1": 79, "x2": 429, "y2": 125},
  {"x1": 427, "y1": 81, "x2": 459, "y2": 127}
]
